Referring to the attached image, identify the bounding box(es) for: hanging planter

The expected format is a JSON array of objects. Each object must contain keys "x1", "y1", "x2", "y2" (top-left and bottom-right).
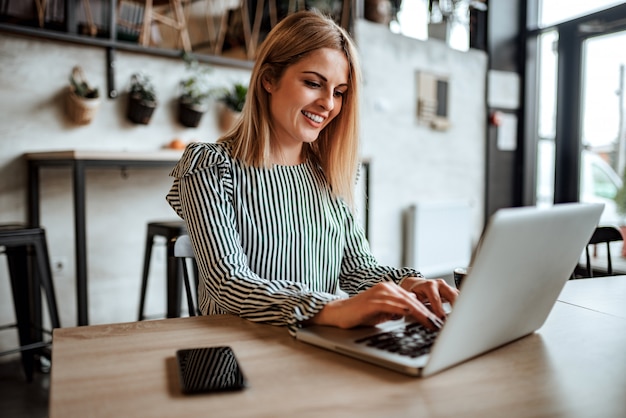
[
  {"x1": 65, "y1": 66, "x2": 100, "y2": 125},
  {"x1": 364, "y1": 0, "x2": 393, "y2": 24},
  {"x1": 178, "y1": 100, "x2": 207, "y2": 128},
  {"x1": 177, "y1": 55, "x2": 215, "y2": 128},
  {"x1": 217, "y1": 82, "x2": 247, "y2": 132},
  {"x1": 127, "y1": 94, "x2": 156, "y2": 124},
  {"x1": 127, "y1": 72, "x2": 157, "y2": 125},
  {"x1": 218, "y1": 105, "x2": 241, "y2": 132}
]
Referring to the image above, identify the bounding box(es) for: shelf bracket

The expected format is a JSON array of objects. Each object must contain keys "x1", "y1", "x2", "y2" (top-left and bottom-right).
[{"x1": 106, "y1": 46, "x2": 117, "y2": 99}]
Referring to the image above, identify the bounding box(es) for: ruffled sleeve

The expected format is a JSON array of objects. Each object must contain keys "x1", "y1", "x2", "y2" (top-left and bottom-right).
[
  {"x1": 166, "y1": 142, "x2": 340, "y2": 336},
  {"x1": 166, "y1": 142, "x2": 232, "y2": 218}
]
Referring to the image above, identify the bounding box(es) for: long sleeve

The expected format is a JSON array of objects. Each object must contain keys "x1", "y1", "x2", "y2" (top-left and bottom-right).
[{"x1": 167, "y1": 143, "x2": 342, "y2": 336}]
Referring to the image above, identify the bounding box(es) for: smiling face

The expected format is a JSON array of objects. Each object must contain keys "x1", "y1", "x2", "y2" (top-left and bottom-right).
[{"x1": 263, "y1": 48, "x2": 349, "y2": 164}]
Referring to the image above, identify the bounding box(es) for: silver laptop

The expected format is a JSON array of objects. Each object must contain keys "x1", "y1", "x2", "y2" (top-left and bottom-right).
[{"x1": 296, "y1": 203, "x2": 604, "y2": 377}]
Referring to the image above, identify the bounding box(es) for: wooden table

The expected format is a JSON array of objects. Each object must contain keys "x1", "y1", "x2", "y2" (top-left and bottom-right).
[
  {"x1": 49, "y1": 278, "x2": 626, "y2": 417},
  {"x1": 25, "y1": 150, "x2": 183, "y2": 326},
  {"x1": 558, "y1": 275, "x2": 626, "y2": 319}
]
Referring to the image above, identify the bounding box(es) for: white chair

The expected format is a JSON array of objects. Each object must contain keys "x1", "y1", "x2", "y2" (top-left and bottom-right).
[{"x1": 172, "y1": 234, "x2": 199, "y2": 316}]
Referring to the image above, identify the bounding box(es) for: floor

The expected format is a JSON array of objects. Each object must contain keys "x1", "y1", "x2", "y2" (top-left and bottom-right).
[{"x1": 0, "y1": 354, "x2": 49, "y2": 418}]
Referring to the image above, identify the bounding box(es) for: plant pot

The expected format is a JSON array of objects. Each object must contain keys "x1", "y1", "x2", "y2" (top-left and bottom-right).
[
  {"x1": 127, "y1": 94, "x2": 156, "y2": 125},
  {"x1": 364, "y1": 0, "x2": 392, "y2": 24},
  {"x1": 65, "y1": 86, "x2": 101, "y2": 125},
  {"x1": 218, "y1": 106, "x2": 241, "y2": 132},
  {"x1": 178, "y1": 101, "x2": 206, "y2": 128}
]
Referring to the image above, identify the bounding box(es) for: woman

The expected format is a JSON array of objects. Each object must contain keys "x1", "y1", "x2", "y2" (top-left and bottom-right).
[{"x1": 167, "y1": 10, "x2": 458, "y2": 336}]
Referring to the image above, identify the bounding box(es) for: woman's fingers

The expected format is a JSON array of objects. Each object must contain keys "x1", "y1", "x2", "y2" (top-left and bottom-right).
[
  {"x1": 409, "y1": 278, "x2": 459, "y2": 319},
  {"x1": 313, "y1": 280, "x2": 456, "y2": 330},
  {"x1": 365, "y1": 282, "x2": 443, "y2": 330}
]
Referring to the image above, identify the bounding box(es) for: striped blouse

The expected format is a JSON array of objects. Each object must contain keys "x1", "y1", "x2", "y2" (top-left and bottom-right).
[{"x1": 166, "y1": 142, "x2": 421, "y2": 335}]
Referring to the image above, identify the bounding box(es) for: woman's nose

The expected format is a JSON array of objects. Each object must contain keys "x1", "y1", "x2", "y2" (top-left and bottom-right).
[{"x1": 317, "y1": 89, "x2": 335, "y2": 111}]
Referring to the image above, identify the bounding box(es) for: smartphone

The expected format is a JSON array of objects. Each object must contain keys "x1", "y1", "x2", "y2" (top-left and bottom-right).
[{"x1": 176, "y1": 346, "x2": 247, "y2": 394}]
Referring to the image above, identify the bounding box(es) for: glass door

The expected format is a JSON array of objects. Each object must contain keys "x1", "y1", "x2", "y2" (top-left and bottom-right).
[
  {"x1": 579, "y1": 30, "x2": 626, "y2": 227},
  {"x1": 532, "y1": 3, "x2": 626, "y2": 227},
  {"x1": 535, "y1": 29, "x2": 558, "y2": 209}
]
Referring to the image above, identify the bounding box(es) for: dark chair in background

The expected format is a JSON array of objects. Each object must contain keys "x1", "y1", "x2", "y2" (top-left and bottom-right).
[
  {"x1": 138, "y1": 220, "x2": 188, "y2": 320},
  {"x1": 0, "y1": 224, "x2": 61, "y2": 381},
  {"x1": 574, "y1": 226, "x2": 624, "y2": 279}
]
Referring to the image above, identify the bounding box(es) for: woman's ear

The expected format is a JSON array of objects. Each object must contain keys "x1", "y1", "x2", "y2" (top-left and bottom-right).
[{"x1": 262, "y1": 76, "x2": 273, "y2": 93}]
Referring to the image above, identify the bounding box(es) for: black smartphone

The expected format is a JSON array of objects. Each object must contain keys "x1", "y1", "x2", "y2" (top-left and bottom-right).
[{"x1": 176, "y1": 346, "x2": 247, "y2": 394}]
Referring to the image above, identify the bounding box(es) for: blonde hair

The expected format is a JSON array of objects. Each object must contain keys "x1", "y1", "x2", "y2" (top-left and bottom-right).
[{"x1": 219, "y1": 10, "x2": 362, "y2": 207}]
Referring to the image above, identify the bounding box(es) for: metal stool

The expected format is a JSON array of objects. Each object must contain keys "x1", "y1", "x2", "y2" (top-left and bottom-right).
[
  {"x1": 0, "y1": 224, "x2": 61, "y2": 382},
  {"x1": 137, "y1": 220, "x2": 187, "y2": 320}
]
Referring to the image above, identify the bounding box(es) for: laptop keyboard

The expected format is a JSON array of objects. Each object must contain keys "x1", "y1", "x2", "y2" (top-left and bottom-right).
[{"x1": 354, "y1": 322, "x2": 439, "y2": 358}]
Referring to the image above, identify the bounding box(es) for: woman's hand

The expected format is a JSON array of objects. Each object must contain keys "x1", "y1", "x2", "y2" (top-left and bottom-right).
[
  {"x1": 399, "y1": 276, "x2": 458, "y2": 320},
  {"x1": 308, "y1": 278, "x2": 458, "y2": 330}
]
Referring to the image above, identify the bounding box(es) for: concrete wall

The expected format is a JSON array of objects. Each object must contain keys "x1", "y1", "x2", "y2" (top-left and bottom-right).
[
  {"x1": 356, "y1": 20, "x2": 487, "y2": 265},
  {"x1": 0, "y1": 19, "x2": 487, "y2": 353}
]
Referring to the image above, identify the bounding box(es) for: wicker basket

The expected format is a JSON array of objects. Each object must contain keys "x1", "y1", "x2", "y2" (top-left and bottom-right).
[
  {"x1": 127, "y1": 94, "x2": 156, "y2": 125},
  {"x1": 178, "y1": 101, "x2": 205, "y2": 128},
  {"x1": 65, "y1": 66, "x2": 100, "y2": 125},
  {"x1": 66, "y1": 86, "x2": 100, "y2": 125}
]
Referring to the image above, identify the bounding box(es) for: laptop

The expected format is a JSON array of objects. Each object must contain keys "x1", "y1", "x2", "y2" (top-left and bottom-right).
[{"x1": 296, "y1": 203, "x2": 604, "y2": 377}]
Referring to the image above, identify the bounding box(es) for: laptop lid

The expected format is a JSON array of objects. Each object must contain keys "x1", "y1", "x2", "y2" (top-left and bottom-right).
[{"x1": 296, "y1": 203, "x2": 604, "y2": 377}]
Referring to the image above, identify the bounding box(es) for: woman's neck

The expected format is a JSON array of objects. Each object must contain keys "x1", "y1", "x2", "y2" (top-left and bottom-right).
[{"x1": 270, "y1": 143, "x2": 306, "y2": 166}]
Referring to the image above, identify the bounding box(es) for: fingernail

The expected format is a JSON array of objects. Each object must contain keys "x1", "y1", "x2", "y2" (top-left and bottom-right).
[{"x1": 428, "y1": 316, "x2": 444, "y2": 329}]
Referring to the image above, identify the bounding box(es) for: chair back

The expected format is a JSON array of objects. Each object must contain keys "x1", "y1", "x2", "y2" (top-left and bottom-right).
[
  {"x1": 581, "y1": 226, "x2": 624, "y2": 278},
  {"x1": 172, "y1": 234, "x2": 199, "y2": 315},
  {"x1": 174, "y1": 234, "x2": 194, "y2": 258}
]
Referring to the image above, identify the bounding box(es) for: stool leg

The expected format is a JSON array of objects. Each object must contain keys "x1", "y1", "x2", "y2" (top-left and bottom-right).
[
  {"x1": 33, "y1": 236, "x2": 61, "y2": 329},
  {"x1": 138, "y1": 232, "x2": 155, "y2": 321},
  {"x1": 166, "y1": 247, "x2": 182, "y2": 318},
  {"x1": 192, "y1": 259, "x2": 199, "y2": 315},
  {"x1": 6, "y1": 246, "x2": 36, "y2": 382},
  {"x1": 180, "y1": 257, "x2": 196, "y2": 317},
  {"x1": 26, "y1": 244, "x2": 44, "y2": 350}
]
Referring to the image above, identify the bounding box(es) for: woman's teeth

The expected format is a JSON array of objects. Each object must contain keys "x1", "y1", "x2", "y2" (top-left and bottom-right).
[{"x1": 303, "y1": 111, "x2": 323, "y2": 123}]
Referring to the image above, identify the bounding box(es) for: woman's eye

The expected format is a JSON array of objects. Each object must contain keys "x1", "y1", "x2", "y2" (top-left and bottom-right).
[
  {"x1": 334, "y1": 90, "x2": 345, "y2": 98},
  {"x1": 304, "y1": 80, "x2": 321, "y2": 88}
]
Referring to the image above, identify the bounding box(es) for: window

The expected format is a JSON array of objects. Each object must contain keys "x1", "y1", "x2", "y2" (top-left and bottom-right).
[
  {"x1": 527, "y1": 1, "x2": 626, "y2": 223},
  {"x1": 592, "y1": 163, "x2": 619, "y2": 200},
  {"x1": 538, "y1": 0, "x2": 625, "y2": 27}
]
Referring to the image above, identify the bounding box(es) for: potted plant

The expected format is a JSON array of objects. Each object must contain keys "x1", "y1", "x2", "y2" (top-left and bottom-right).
[
  {"x1": 178, "y1": 55, "x2": 216, "y2": 128},
  {"x1": 217, "y1": 82, "x2": 248, "y2": 132},
  {"x1": 127, "y1": 72, "x2": 157, "y2": 125},
  {"x1": 66, "y1": 66, "x2": 100, "y2": 125}
]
